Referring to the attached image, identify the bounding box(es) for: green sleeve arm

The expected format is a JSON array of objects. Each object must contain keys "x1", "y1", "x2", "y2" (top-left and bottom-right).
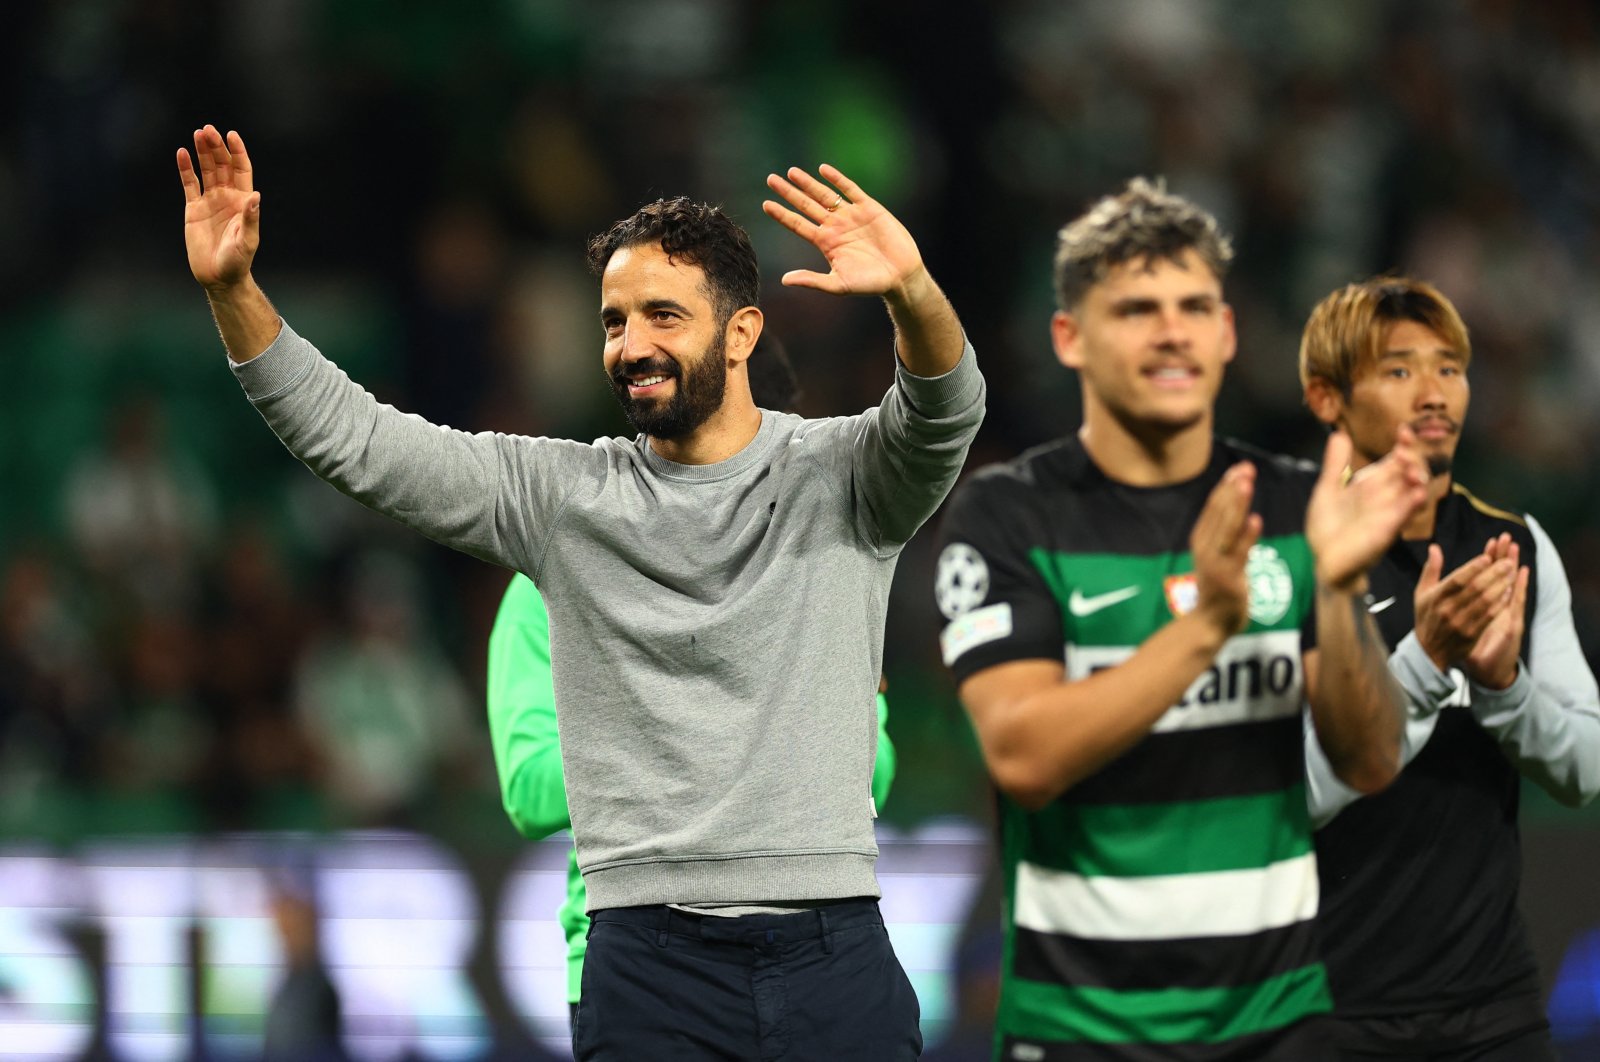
[
  {"x1": 871, "y1": 691, "x2": 897, "y2": 809},
  {"x1": 486, "y1": 574, "x2": 571, "y2": 838}
]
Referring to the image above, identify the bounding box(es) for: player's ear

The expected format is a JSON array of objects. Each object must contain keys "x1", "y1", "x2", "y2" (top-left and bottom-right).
[
  {"x1": 1304, "y1": 375, "x2": 1344, "y2": 428},
  {"x1": 1051, "y1": 310, "x2": 1083, "y2": 370},
  {"x1": 725, "y1": 306, "x2": 762, "y2": 366}
]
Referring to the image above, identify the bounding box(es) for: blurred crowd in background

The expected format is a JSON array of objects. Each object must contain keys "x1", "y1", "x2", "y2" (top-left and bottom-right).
[{"x1": 3, "y1": 0, "x2": 1599, "y2": 849}]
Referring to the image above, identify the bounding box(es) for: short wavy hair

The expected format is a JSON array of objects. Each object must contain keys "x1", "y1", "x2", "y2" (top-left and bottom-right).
[
  {"x1": 1299, "y1": 275, "x2": 1472, "y2": 397},
  {"x1": 1053, "y1": 177, "x2": 1234, "y2": 311},
  {"x1": 586, "y1": 197, "x2": 760, "y2": 325}
]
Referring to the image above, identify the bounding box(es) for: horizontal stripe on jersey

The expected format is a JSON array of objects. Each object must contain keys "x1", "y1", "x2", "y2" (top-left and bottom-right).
[
  {"x1": 1030, "y1": 535, "x2": 1313, "y2": 649},
  {"x1": 1013, "y1": 919, "x2": 1321, "y2": 991},
  {"x1": 999, "y1": 963, "x2": 1331, "y2": 1045},
  {"x1": 1013, "y1": 852, "x2": 1318, "y2": 942},
  {"x1": 1070, "y1": 716, "x2": 1303, "y2": 806},
  {"x1": 942, "y1": 437, "x2": 1330, "y2": 1058},
  {"x1": 1017, "y1": 784, "x2": 1311, "y2": 878},
  {"x1": 997, "y1": 1013, "x2": 1332, "y2": 1062}
]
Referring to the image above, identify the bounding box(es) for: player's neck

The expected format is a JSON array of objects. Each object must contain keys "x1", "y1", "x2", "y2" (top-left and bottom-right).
[
  {"x1": 648, "y1": 394, "x2": 763, "y2": 466},
  {"x1": 1402, "y1": 471, "x2": 1452, "y2": 540},
  {"x1": 1078, "y1": 412, "x2": 1213, "y2": 487}
]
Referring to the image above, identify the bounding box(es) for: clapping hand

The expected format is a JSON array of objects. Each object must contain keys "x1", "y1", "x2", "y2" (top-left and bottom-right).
[
  {"x1": 1190, "y1": 462, "x2": 1263, "y2": 639},
  {"x1": 1307, "y1": 429, "x2": 1429, "y2": 593},
  {"x1": 1413, "y1": 534, "x2": 1520, "y2": 676}
]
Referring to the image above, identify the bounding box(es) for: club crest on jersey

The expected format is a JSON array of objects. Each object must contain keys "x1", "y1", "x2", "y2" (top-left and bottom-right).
[
  {"x1": 1163, "y1": 547, "x2": 1294, "y2": 623},
  {"x1": 1164, "y1": 573, "x2": 1198, "y2": 616},
  {"x1": 936, "y1": 542, "x2": 990, "y2": 619},
  {"x1": 1246, "y1": 543, "x2": 1294, "y2": 625}
]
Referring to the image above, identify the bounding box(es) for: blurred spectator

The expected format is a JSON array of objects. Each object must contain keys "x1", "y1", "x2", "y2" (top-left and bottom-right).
[
  {"x1": 61, "y1": 395, "x2": 217, "y2": 614},
  {"x1": 292, "y1": 550, "x2": 473, "y2": 825},
  {"x1": 0, "y1": 547, "x2": 112, "y2": 816},
  {"x1": 198, "y1": 521, "x2": 318, "y2": 827},
  {"x1": 100, "y1": 605, "x2": 210, "y2": 796},
  {"x1": 0, "y1": 0, "x2": 1592, "y2": 844}
]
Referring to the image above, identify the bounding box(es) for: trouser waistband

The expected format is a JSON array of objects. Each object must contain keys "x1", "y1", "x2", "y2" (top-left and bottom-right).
[{"x1": 589, "y1": 897, "x2": 881, "y2": 948}]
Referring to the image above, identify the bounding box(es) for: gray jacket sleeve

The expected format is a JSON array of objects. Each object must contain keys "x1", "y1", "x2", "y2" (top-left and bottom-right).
[
  {"x1": 1466, "y1": 514, "x2": 1600, "y2": 807},
  {"x1": 844, "y1": 340, "x2": 986, "y2": 553},
  {"x1": 230, "y1": 321, "x2": 582, "y2": 572}
]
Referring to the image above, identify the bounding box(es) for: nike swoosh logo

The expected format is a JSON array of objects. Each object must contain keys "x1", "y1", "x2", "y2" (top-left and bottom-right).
[
  {"x1": 1368, "y1": 596, "x2": 1397, "y2": 614},
  {"x1": 1068, "y1": 586, "x2": 1141, "y2": 617}
]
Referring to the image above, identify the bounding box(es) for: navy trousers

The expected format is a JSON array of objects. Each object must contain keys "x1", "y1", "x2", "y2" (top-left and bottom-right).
[{"x1": 574, "y1": 898, "x2": 922, "y2": 1061}]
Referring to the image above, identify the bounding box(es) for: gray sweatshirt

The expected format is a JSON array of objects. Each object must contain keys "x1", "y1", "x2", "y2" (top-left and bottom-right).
[{"x1": 234, "y1": 321, "x2": 985, "y2": 910}]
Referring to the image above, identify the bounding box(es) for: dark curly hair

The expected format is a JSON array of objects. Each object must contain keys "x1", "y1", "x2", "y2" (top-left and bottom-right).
[{"x1": 586, "y1": 197, "x2": 760, "y2": 325}]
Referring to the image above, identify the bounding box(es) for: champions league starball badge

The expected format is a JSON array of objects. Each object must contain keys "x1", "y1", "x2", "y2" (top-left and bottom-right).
[{"x1": 935, "y1": 542, "x2": 990, "y2": 619}]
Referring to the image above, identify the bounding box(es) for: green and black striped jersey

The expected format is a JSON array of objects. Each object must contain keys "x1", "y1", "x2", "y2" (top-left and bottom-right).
[{"x1": 936, "y1": 436, "x2": 1332, "y2": 1062}]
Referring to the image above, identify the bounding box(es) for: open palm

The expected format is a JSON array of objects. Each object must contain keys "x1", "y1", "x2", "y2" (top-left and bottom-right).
[
  {"x1": 177, "y1": 125, "x2": 260, "y2": 291},
  {"x1": 1307, "y1": 430, "x2": 1428, "y2": 591},
  {"x1": 762, "y1": 165, "x2": 925, "y2": 299}
]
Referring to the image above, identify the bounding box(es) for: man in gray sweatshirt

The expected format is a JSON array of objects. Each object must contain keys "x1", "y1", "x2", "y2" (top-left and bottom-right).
[{"x1": 177, "y1": 124, "x2": 984, "y2": 1059}]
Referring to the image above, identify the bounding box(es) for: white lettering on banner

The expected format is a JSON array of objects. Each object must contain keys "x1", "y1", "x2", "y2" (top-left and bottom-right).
[
  {"x1": 310, "y1": 831, "x2": 488, "y2": 1061},
  {"x1": 78, "y1": 841, "x2": 198, "y2": 1062},
  {"x1": 0, "y1": 825, "x2": 994, "y2": 1060},
  {"x1": 0, "y1": 854, "x2": 94, "y2": 1061}
]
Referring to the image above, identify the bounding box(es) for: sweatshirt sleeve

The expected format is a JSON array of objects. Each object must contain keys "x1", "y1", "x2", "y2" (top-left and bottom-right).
[
  {"x1": 1465, "y1": 514, "x2": 1600, "y2": 807},
  {"x1": 486, "y1": 573, "x2": 572, "y2": 838},
  {"x1": 1307, "y1": 512, "x2": 1600, "y2": 824},
  {"x1": 231, "y1": 320, "x2": 588, "y2": 572},
  {"x1": 847, "y1": 340, "x2": 986, "y2": 553},
  {"x1": 1306, "y1": 633, "x2": 1460, "y2": 827}
]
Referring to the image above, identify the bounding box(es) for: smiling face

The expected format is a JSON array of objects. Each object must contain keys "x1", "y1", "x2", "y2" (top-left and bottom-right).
[
  {"x1": 1052, "y1": 247, "x2": 1236, "y2": 439},
  {"x1": 1324, "y1": 318, "x2": 1469, "y2": 475},
  {"x1": 600, "y1": 242, "x2": 732, "y2": 440}
]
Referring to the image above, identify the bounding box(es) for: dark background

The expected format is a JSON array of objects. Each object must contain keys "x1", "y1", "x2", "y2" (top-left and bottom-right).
[{"x1": 1, "y1": 1, "x2": 1597, "y2": 1058}]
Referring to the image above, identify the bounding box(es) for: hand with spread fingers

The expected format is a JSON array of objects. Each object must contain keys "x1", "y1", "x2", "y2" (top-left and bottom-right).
[
  {"x1": 1413, "y1": 534, "x2": 1521, "y2": 674},
  {"x1": 762, "y1": 165, "x2": 928, "y2": 302},
  {"x1": 177, "y1": 124, "x2": 261, "y2": 293},
  {"x1": 1307, "y1": 428, "x2": 1430, "y2": 594},
  {"x1": 761, "y1": 164, "x2": 966, "y2": 379}
]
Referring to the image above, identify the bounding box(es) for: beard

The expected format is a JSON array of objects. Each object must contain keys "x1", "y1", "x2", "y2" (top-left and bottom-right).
[
  {"x1": 609, "y1": 333, "x2": 728, "y2": 440},
  {"x1": 1425, "y1": 453, "x2": 1453, "y2": 477}
]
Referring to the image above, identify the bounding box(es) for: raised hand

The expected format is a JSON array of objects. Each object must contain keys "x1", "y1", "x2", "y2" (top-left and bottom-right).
[
  {"x1": 1190, "y1": 462, "x2": 1262, "y2": 639},
  {"x1": 1414, "y1": 535, "x2": 1520, "y2": 672},
  {"x1": 177, "y1": 125, "x2": 260, "y2": 292},
  {"x1": 1307, "y1": 428, "x2": 1429, "y2": 593},
  {"x1": 762, "y1": 165, "x2": 928, "y2": 302}
]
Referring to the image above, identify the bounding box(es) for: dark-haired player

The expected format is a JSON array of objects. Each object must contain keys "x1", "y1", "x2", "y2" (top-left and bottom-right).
[
  {"x1": 485, "y1": 331, "x2": 898, "y2": 1036},
  {"x1": 178, "y1": 124, "x2": 983, "y2": 1059}
]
